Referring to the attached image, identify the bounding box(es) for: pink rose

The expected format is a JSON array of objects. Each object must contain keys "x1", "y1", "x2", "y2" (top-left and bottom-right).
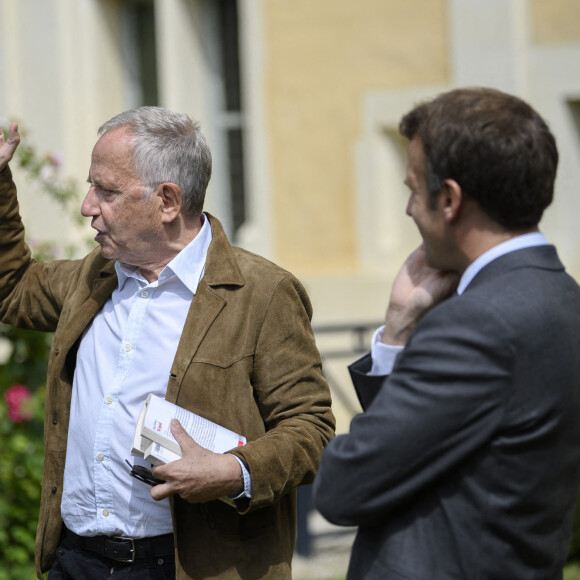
[
  {"x1": 48, "y1": 151, "x2": 63, "y2": 168},
  {"x1": 4, "y1": 384, "x2": 34, "y2": 422}
]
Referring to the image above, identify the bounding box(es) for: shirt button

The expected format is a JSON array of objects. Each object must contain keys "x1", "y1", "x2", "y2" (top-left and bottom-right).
[
  {"x1": 106, "y1": 396, "x2": 114, "y2": 405},
  {"x1": 124, "y1": 343, "x2": 132, "y2": 352},
  {"x1": 97, "y1": 453, "x2": 105, "y2": 462},
  {"x1": 102, "y1": 509, "x2": 110, "y2": 517},
  {"x1": 141, "y1": 290, "x2": 149, "y2": 298}
]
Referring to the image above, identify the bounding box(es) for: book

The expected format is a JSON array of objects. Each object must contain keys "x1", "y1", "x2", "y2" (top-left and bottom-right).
[
  {"x1": 131, "y1": 394, "x2": 247, "y2": 507},
  {"x1": 131, "y1": 393, "x2": 246, "y2": 465},
  {"x1": 142, "y1": 440, "x2": 181, "y2": 466}
]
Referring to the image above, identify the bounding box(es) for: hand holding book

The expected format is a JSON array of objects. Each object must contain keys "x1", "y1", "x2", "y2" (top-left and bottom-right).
[
  {"x1": 150, "y1": 419, "x2": 246, "y2": 505},
  {"x1": 130, "y1": 394, "x2": 247, "y2": 506},
  {"x1": 131, "y1": 394, "x2": 246, "y2": 464}
]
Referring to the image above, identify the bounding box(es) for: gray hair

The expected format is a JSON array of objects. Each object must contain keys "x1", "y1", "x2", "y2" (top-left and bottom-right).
[{"x1": 98, "y1": 106, "x2": 212, "y2": 217}]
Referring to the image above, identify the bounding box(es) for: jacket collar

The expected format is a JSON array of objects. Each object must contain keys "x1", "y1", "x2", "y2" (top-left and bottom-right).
[
  {"x1": 201, "y1": 213, "x2": 246, "y2": 288},
  {"x1": 90, "y1": 212, "x2": 245, "y2": 290},
  {"x1": 464, "y1": 244, "x2": 564, "y2": 293}
]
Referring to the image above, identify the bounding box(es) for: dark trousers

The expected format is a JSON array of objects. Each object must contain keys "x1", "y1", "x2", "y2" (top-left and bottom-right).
[{"x1": 48, "y1": 536, "x2": 176, "y2": 580}]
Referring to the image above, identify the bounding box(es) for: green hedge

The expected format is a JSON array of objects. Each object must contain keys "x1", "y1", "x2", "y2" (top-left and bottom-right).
[{"x1": 0, "y1": 327, "x2": 50, "y2": 579}]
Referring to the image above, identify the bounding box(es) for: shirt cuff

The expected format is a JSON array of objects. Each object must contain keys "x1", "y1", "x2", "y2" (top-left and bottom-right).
[
  {"x1": 369, "y1": 325, "x2": 404, "y2": 376},
  {"x1": 228, "y1": 454, "x2": 253, "y2": 499}
]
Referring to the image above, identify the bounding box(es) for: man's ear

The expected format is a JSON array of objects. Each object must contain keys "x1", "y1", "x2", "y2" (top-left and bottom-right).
[
  {"x1": 440, "y1": 179, "x2": 463, "y2": 222},
  {"x1": 157, "y1": 182, "x2": 183, "y2": 223}
]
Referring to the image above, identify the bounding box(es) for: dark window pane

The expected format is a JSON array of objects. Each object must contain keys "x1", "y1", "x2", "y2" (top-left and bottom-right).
[
  {"x1": 126, "y1": 0, "x2": 158, "y2": 106},
  {"x1": 227, "y1": 128, "x2": 246, "y2": 234},
  {"x1": 219, "y1": 0, "x2": 241, "y2": 112}
]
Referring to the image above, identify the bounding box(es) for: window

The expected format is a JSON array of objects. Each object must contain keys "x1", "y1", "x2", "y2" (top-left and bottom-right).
[
  {"x1": 123, "y1": 0, "x2": 159, "y2": 107},
  {"x1": 217, "y1": 0, "x2": 246, "y2": 240}
]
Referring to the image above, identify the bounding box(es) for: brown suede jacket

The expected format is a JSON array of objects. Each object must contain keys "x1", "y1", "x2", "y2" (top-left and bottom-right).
[{"x1": 0, "y1": 168, "x2": 335, "y2": 579}]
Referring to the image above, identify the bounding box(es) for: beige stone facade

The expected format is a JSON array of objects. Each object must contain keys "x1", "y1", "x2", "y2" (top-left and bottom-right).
[
  {"x1": 262, "y1": 0, "x2": 448, "y2": 273},
  {"x1": 2, "y1": 0, "x2": 580, "y2": 325}
]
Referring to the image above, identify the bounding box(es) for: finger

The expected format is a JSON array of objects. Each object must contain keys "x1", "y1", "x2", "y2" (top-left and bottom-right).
[
  {"x1": 150, "y1": 457, "x2": 182, "y2": 482},
  {"x1": 2, "y1": 122, "x2": 20, "y2": 147},
  {"x1": 170, "y1": 419, "x2": 201, "y2": 451},
  {"x1": 150, "y1": 480, "x2": 173, "y2": 501},
  {"x1": 151, "y1": 462, "x2": 168, "y2": 481},
  {"x1": 8, "y1": 122, "x2": 19, "y2": 143},
  {"x1": 0, "y1": 122, "x2": 20, "y2": 169},
  {"x1": 170, "y1": 418, "x2": 186, "y2": 436}
]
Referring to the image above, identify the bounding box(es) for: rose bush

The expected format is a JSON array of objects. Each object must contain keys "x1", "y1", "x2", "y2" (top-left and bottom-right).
[
  {"x1": 4, "y1": 385, "x2": 35, "y2": 422},
  {"x1": 0, "y1": 328, "x2": 50, "y2": 580}
]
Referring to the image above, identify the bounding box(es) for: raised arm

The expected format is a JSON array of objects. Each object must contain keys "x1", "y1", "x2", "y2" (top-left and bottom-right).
[
  {"x1": 0, "y1": 122, "x2": 20, "y2": 171},
  {"x1": 0, "y1": 122, "x2": 83, "y2": 331}
]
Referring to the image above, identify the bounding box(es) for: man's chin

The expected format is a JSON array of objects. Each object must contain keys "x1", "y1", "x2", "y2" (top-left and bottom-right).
[{"x1": 97, "y1": 244, "x2": 116, "y2": 260}]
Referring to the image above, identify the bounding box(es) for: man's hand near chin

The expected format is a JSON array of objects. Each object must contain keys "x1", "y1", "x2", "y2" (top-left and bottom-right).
[{"x1": 383, "y1": 245, "x2": 459, "y2": 346}]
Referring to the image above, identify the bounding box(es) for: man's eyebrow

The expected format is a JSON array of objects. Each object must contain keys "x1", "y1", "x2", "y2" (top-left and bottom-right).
[{"x1": 87, "y1": 176, "x2": 105, "y2": 188}]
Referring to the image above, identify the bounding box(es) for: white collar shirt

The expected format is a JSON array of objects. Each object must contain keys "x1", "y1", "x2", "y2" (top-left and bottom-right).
[
  {"x1": 456, "y1": 231, "x2": 547, "y2": 294},
  {"x1": 61, "y1": 214, "x2": 212, "y2": 538}
]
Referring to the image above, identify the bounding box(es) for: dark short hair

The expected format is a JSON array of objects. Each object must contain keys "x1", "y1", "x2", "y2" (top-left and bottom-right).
[
  {"x1": 99, "y1": 107, "x2": 212, "y2": 218},
  {"x1": 399, "y1": 87, "x2": 558, "y2": 229}
]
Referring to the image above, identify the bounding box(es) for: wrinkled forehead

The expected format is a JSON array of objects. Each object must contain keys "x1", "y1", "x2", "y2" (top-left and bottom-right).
[
  {"x1": 88, "y1": 128, "x2": 139, "y2": 185},
  {"x1": 93, "y1": 126, "x2": 134, "y2": 158},
  {"x1": 91, "y1": 129, "x2": 133, "y2": 168}
]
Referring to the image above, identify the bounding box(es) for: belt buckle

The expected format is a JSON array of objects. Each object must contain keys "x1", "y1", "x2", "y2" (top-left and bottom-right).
[{"x1": 109, "y1": 537, "x2": 135, "y2": 563}]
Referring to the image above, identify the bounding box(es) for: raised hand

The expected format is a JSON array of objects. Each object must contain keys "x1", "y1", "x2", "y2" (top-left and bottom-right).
[
  {"x1": 382, "y1": 245, "x2": 459, "y2": 346},
  {"x1": 0, "y1": 122, "x2": 20, "y2": 172},
  {"x1": 150, "y1": 419, "x2": 243, "y2": 504}
]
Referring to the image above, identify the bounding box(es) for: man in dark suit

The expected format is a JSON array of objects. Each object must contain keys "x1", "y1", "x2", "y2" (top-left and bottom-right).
[{"x1": 313, "y1": 87, "x2": 580, "y2": 579}]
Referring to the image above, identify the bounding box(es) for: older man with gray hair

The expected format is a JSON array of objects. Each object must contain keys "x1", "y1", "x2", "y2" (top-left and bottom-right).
[{"x1": 0, "y1": 107, "x2": 334, "y2": 579}]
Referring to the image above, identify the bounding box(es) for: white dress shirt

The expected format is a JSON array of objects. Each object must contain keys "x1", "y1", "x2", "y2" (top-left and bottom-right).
[
  {"x1": 370, "y1": 232, "x2": 548, "y2": 376},
  {"x1": 61, "y1": 216, "x2": 213, "y2": 538}
]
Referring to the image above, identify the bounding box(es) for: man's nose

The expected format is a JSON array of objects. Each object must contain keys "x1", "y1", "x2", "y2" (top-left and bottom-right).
[{"x1": 81, "y1": 187, "x2": 99, "y2": 217}]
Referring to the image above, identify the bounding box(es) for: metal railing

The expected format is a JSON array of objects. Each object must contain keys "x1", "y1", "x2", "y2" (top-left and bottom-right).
[
  {"x1": 295, "y1": 321, "x2": 381, "y2": 556},
  {"x1": 313, "y1": 321, "x2": 381, "y2": 417}
]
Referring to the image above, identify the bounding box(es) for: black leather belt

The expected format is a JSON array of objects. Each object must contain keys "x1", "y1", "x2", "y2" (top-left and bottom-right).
[{"x1": 65, "y1": 528, "x2": 174, "y2": 564}]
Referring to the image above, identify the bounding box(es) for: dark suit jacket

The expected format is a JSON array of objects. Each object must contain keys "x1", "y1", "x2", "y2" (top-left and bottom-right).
[
  {"x1": 0, "y1": 168, "x2": 335, "y2": 579},
  {"x1": 314, "y1": 245, "x2": 580, "y2": 579}
]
